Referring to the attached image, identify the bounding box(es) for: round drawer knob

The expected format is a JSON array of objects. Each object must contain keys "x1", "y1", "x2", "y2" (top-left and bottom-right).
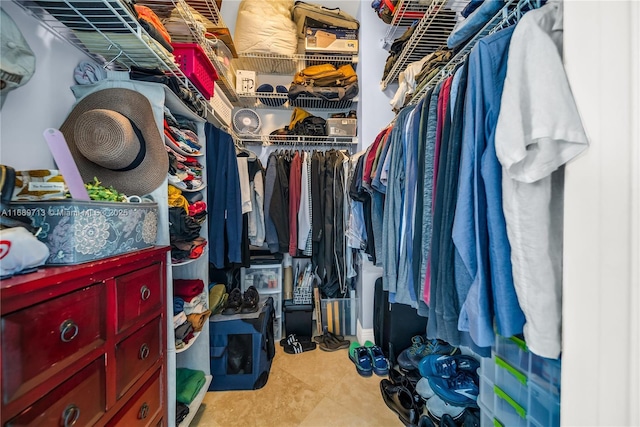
[
  {"x1": 139, "y1": 343, "x2": 150, "y2": 360},
  {"x1": 140, "y1": 285, "x2": 151, "y2": 301},
  {"x1": 59, "y1": 319, "x2": 79, "y2": 343},
  {"x1": 139, "y1": 402, "x2": 150, "y2": 419},
  {"x1": 62, "y1": 403, "x2": 80, "y2": 427}
]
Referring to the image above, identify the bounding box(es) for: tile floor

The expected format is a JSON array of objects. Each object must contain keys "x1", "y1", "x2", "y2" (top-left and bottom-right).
[{"x1": 191, "y1": 339, "x2": 404, "y2": 427}]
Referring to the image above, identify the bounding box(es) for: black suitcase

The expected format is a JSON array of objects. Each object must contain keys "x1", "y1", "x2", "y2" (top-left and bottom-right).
[{"x1": 373, "y1": 278, "x2": 428, "y2": 364}]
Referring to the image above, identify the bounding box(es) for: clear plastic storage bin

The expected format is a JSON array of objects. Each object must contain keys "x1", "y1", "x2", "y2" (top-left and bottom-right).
[
  {"x1": 493, "y1": 386, "x2": 528, "y2": 427},
  {"x1": 529, "y1": 353, "x2": 561, "y2": 395},
  {"x1": 528, "y1": 381, "x2": 560, "y2": 427},
  {"x1": 478, "y1": 400, "x2": 495, "y2": 427},
  {"x1": 479, "y1": 375, "x2": 495, "y2": 411},
  {"x1": 494, "y1": 335, "x2": 530, "y2": 375},
  {"x1": 494, "y1": 356, "x2": 528, "y2": 410},
  {"x1": 321, "y1": 298, "x2": 359, "y2": 336},
  {"x1": 241, "y1": 264, "x2": 282, "y2": 292}
]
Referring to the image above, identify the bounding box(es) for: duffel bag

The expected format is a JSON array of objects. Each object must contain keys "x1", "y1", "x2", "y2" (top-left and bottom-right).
[
  {"x1": 293, "y1": 64, "x2": 357, "y2": 87},
  {"x1": 292, "y1": 1, "x2": 359, "y2": 40},
  {"x1": 288, "y1": 81, "x2": 359, "y2": 102}
]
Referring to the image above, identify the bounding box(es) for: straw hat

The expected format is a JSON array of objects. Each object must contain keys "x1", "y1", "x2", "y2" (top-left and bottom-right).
[{"x1": 59, "y1": 88, "x2": 168, "y2": 195}]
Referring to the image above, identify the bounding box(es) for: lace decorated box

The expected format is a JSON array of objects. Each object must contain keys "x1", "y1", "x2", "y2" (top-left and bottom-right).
[{"x1": 7, "y1": 200, "x2": 158, "y2": 265}]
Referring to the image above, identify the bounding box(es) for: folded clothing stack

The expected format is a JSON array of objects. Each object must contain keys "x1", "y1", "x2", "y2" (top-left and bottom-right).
[{"x1": 168, "y1": 206, "x2": 207, "y2": 263}]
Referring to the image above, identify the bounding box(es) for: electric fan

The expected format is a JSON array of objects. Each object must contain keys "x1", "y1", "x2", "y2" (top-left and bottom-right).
[{"x1": 232, "y1": 108, "x2": 262, "y2": 135}]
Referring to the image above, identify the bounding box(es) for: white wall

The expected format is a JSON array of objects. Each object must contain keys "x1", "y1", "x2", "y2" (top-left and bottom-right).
[
  {"x1": 0, "y1": 2, "x2": 90, "y2": 170},
  {"x1": 563, "y1": 1, "x2": 640, "y2": 425}
]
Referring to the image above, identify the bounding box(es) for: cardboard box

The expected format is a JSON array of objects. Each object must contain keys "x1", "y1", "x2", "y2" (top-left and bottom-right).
[
  {"x1": 326, "y1": 118, "x2": 357, "y2": 136},
  {"x1": 235, "y1": 70, "x2": 256, "y2": 94},
  {"x1": 9, "y1": 200, "x2": 158, "y2": 265},
  {"x1": 305, "y1": 27, "x2": 358, "y2": 53}
]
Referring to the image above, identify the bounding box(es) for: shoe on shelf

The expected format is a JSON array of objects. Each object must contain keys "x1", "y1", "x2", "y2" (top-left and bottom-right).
[
  {"x1": 399, "y1": 337, "x2": 462, "y2": 371},
  {"x1": 221, "y1": 288, "x2": 242, "y2": 315},
  {"x1": 349, "y1": 343, "x2": 373, "y2": 377},
  {"x1": 427, "y1": 372, "x2": 479, "y2": 407},
  {"x1": 364, "y1": 341, "x2": 389, "y2": 376},
  {"x1": 380, "y1": 379, "x2": 419, "y2": 426},
  {"x1": 424, "y1": 394, "x2": 466, "y2": 423},
  {"x1": 240, "y1": 285, "x2": 260, "y2": 313},
  {"x1": 418, "y1": 354, "x2": 480, "y2": 378}
]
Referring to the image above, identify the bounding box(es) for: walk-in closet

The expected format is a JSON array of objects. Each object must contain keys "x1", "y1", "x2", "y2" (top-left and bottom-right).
[{"x1": 0, "y1": 0, "x2": 638, "y2": 426}]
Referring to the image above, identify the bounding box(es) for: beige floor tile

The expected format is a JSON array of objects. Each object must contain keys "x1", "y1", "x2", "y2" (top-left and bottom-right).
[{"x1": 192, "y1": 337, "x2": 403, "y2": 427}]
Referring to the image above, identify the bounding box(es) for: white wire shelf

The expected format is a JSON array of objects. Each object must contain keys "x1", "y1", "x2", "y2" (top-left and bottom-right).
[
  {"x1": 14, "y1": 0, "x2": 222, "y2": 110},
  {"x1": 239, "y1": 134, "x2": 357, "y2": 146},
  {"x1": 137, "y1": 0, "x2": 238, "y2": 103},
  {"x1": 380, "y1": 0, "x2": 458, "y2": 89},
  {"x1": 407, "y1": 0, "x2": 535, "y2": 106},
  {"x1": 234, "y1": 52, "x2": 359, "y2": 75},
  {"x1": 238, "y1": 92, "x2": 357, "y2": 110}
]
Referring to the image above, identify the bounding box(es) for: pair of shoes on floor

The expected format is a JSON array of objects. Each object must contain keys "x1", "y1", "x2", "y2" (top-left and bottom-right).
[
  {"x1": 397, "y1": 336, "x2": 461, "y2": 371},
  {"x1": 221, "y1": 286, "x2": 260, "y2": 315},
  {"x1": 279, "y1": 334, "x2": 316, "y2": 354},
  {"x1": 349, "y1": 341, "x2": 389, "y2": 377},
  {"x1": 313, "y1": 330, "x2": 350, "y2": 351},
  {"x1": 419, "y1": 354, "x2": 480, "y2": 407},
  {"x1": 380, "y1": 378, "x2": 420, "y2": 426}
]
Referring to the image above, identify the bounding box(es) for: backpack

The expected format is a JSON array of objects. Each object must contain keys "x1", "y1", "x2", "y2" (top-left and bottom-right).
[
  {"x1": 371, "y1": 0, "x2": 398, "y2": 24},
  {"x1": 293, "y1": 63, "x2": 357, "y2": 87},
  {"x1": 288, "y1": 108, "x2": 326, "y2": 136}
]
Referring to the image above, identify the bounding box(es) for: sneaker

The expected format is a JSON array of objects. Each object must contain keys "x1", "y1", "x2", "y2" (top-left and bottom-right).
[
  {"x1": 427, "y1": 372, "x2": 479, "y2": 407},
  {"x1": 364, "y1": 341, "x2": 389, "y2": 376},
  {"x1": 349, "y1": 344, "x2": 373, "y2": 377},
  {"x1": 424, "y1": 394, "x2": 466, "y2": 422},
  {"x1": 399, "y1": 338, "x2": 461, "y2": 371},
  {"x1": 397, "y1": 335, "x2": 427, "y2": 370},
  {"x1": 418, "y1": 354, "x2": 480, "y2": 378},
  {"x1": 415, "y1": 377, "x2": 435, "y2": 400}
]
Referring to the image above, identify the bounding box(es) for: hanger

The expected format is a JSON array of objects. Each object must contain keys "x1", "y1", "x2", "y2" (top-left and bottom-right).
[{"x1": 104, "y1": 45, "x2": 125, "y2": 70}]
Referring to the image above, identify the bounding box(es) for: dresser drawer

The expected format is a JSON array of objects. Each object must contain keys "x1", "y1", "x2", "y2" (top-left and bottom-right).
[
  {"x1": 1, "y1": 284, "x2": 105, "y2": 404},
  {"x1": 116, "y1": 263, "x2": 163, "y2": 333},
  {"x1": 108, "y1": 371, "x2": 162, "y2": 427},
  {"x1": 116, "y1": 318, "x2": 162, "y2": 398},
  {"x1": 6, "y1": 357, "x2": 106, "y2": 427}
]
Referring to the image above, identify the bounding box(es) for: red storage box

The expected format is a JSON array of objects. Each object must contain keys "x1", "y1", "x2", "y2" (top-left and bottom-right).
[{"x1": 171, "y1": 42, "x2": 219, "y2": 99}]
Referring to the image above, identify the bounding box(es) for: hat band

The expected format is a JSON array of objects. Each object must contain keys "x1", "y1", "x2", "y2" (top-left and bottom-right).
[{"x1": 112, "y1": 118, "x2": 147, "y2": 172}]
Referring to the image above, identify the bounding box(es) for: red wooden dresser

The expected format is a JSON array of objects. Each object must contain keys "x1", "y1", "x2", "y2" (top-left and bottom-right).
[{"x1": 0, "y1": 246, "x2": 169, "y2": 426}]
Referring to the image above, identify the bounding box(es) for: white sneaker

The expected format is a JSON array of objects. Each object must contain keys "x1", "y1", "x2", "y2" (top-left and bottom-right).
[{"x1": 424, "y1": 395, "x2": 465, "y2": 422}]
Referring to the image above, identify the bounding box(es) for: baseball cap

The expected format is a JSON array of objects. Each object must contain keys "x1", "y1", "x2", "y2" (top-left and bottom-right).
[{"x1": 1, "y1": 8, "x2": 36, "y2": 108}]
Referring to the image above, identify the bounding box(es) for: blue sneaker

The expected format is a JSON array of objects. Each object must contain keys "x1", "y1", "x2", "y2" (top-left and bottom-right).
[
  {"x1": 365, "y1": 341, "x2": 389, "y2": 376},
  {"x1": 397, "y1": 335, "x2": 427, "y2": 370},
  {"x1": 418, "y1": 354, "x2": 480, "y2": 378},
  {"x1": 349, "y1": 345, "x2": 373, "y2": 377},
  {"x1": 427, "y1": 372, "x2": 479, "y2": 407},
  {"x1": 399, "y1": 338, "x2": 461, "y2": 371}
]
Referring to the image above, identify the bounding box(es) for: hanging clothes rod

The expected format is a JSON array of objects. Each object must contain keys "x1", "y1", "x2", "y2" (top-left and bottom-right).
[{"x1": 407, "y1": 0, "x2": 541, "y2": 107}]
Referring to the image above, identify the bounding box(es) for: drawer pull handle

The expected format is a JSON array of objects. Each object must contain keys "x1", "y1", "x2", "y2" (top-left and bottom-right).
[
  {"x1": 139, "y1": 402, "x2": 150, "y2": 419},
  {"x1": 140, "y1": 285, "x2": 151, "y2": 301},
  {"x1": 139, "y1": 343, "x2": 150, "y2": 360},
  {"x1": 59, "y1": 320, "x2": 79, "y2": 342},
  {"x1": 62, "y1": 403, "x2": 80, "y2": 426}
]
